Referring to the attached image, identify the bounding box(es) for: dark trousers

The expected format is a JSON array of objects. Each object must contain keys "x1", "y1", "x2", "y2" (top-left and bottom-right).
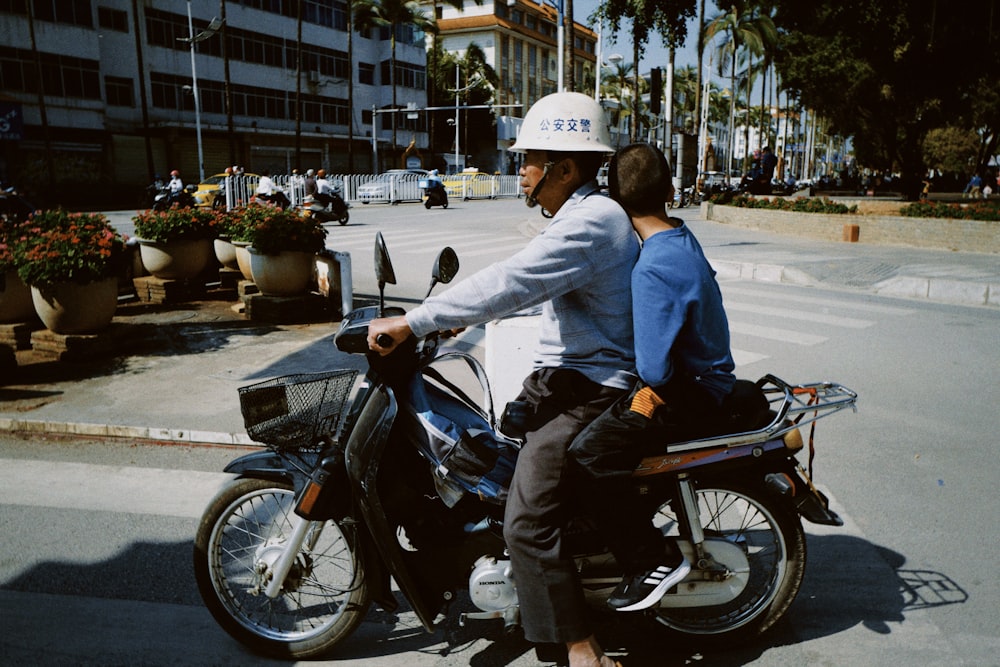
[
  {"x1": 502, "y1": 368, "x2": 625, "y2": 644},
  {"x1": 568, "y1": 380, "x2": 720, "y2": 574}
]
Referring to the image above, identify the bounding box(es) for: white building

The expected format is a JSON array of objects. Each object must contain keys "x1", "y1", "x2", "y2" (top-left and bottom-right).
[{"x1": 0, "y1": 0, "x2": 429, "y2": 204}]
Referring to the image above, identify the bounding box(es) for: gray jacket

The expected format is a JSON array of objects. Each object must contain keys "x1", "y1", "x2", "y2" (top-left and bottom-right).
[{"x1": 405, "y1": 182, "x2": 639, "y2": 390}]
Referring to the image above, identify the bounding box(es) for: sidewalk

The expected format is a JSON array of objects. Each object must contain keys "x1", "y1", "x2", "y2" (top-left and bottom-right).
[{"x1": 2, "y1": 210, "x2": 998, "y2": 446}]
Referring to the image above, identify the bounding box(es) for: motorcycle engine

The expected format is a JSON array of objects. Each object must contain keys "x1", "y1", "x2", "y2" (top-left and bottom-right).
[{"x1": 468, "y1": 555, "x2": 517, "y2": 613}]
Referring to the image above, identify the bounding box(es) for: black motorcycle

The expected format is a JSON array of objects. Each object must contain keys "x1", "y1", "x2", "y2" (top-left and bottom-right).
[
  {"x1": 152, "y1": 183, "x2": 197, "y2": 211},
  {"x1": 194, "y1": 233, "x2": 856, "y2": 660},
  {"x1": 423, "y1": 180, "x2": 449, "y2": 209},
  {"x1": 305, "y1": 191, "x2": 350, "y2": 225}
]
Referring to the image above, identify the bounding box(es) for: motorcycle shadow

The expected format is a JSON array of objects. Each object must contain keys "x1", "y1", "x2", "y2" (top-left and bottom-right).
[
  {"x1": 596, "y1": 533, "x2": 967, "y2": 666},
  {"x1": 330, "y1": 534, "x2": 968, "y2": 665},
  {"x1": 2, "y1": 534, "x2": 966, "y2": 666}
]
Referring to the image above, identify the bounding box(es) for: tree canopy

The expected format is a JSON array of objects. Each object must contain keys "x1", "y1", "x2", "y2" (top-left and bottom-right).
[{"x1": 770, "y1": 0, "x2": 1000, "y2": 179}]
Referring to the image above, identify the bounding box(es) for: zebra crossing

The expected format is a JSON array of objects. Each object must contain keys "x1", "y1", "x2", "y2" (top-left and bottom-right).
[
  {"x1": 326, "y1": 225, "x2": 531, "y2": 260},
  {"x1": 719, "y1": 280, "x2": 914, "y2": 371},
  {"x1": 324, "y1": 216, "x2": 915, "y2": 378}
]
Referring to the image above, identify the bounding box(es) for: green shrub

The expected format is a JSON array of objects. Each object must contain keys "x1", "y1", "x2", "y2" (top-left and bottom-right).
[
  {"x1": 900, "y1": 200, "x2": 1000, "y2": 221},
  {"x1": 723, "y1": 195, "x2": 857, "y2": 214}
]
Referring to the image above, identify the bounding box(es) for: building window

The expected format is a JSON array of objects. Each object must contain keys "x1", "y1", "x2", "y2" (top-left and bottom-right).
[
  {"x1": 29, "y1": 0, "x2": 93, "y2": 27},
  {"x1": 105, "y1": 75, "x2": 134, "y2": 107},
  {"x1": 98, "y1": 6, "x2": 128, "y2": 32},
  {"x1": 380, "y1": 60, "x2": 425, "y2": 90},
  {"x1": 0, "y1": 46, "x2": 100, "y2": 99},
  {"x1": 359, "y1": 62, "x2": 374, "y2": 85}
]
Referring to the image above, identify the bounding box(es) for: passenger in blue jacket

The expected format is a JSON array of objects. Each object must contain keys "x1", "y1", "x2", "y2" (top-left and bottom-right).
[{"x1": 569, "y1": 142, "x2": 736, "y2": 613}]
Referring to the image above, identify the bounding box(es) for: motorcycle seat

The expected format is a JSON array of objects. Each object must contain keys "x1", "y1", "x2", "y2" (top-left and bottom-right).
[{"x1": 658, "y1": 379, "x2": 773, "y2": 445}]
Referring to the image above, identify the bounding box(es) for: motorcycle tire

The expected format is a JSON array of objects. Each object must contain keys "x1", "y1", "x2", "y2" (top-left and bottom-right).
[
  {"x1": 193, "y1": 478, "x2": 370, "y2": 660},
  {"x1": 338, "y1": 212, "x2": 349, "y2": 225},
  {"x1": 648, "y1": 480, "x2": 805, "y2": 644}
]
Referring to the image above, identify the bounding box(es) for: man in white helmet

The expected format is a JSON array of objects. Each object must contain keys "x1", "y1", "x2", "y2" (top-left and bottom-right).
[{"x1": 368, "y1": 92, "x2": 638, "y2": 666}]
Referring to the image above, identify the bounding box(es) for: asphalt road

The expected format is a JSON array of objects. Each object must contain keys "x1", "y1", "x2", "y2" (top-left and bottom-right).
[{"x1": 3, "y1": 199, "x2": 999, "y2": 665}]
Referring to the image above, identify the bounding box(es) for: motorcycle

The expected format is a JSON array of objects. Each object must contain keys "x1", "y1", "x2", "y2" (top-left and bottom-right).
[
  {"x1": 152, "y1": 183, "x2": 197, "y2": 211},
  {"x1": 301, "y1": 192, "x2": 350, "y2": 226},
  {"x1": 670, "y1": 186, "x2": 695, "y2": 209},
  {"x1": 194, "y1": 233, "x2": 857, "y2": 660},
  {"x1": 421, "y1": 179, "x2": 449, "y2": 209}
]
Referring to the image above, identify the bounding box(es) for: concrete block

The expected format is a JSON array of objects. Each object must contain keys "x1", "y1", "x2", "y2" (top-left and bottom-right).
[
  {"x1": 485, "y1": 315, "x2": 539, "y2": 407},
  {"x1": 874, "y1": 276, "x2": 930, "y2": 300},
  {"x1": 927, "y1": 279, "x2": 988, "y2": 306}
]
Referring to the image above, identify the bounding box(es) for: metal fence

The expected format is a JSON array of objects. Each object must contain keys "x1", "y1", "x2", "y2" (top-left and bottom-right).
[{"x1": 217, "y1": 173, "x2": 522, "y2": 210}]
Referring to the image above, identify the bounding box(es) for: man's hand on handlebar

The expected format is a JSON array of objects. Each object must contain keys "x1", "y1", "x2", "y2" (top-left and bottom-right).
[{"x1": 367, "y1": 316, "x2": 412, "y2": 356}]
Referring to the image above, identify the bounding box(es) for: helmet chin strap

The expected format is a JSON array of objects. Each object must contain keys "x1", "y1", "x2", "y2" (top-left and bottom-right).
[{"x1": 525, "y1": 160, "x2": 558, "y2": 217}]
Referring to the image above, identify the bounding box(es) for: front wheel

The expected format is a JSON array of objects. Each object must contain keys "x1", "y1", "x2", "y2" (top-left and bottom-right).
[
  {"x1": 193, "y1": 478, "x2": 370, "y2": 659},
  {"x1": 650, "y1": 481, "x2": 806, "y2": 644}
]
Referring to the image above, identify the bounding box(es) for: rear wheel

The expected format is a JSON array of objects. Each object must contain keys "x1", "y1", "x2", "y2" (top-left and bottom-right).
[
  {"x1": 193, "y1": 478, "x2": 369, "y2": 659},
  {"x1": 650, "y1": 481, "x2": 805, "y2": 644}
]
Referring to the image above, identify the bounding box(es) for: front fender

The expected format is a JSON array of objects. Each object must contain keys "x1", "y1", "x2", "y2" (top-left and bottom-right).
[{"x1": 223, "y1": 449, "x2": 297, "y2": 487}]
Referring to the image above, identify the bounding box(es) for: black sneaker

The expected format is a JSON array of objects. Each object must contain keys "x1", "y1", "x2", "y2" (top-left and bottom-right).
[{"x1": 607, "y1": 556, "x2": 691, "y2": 612}]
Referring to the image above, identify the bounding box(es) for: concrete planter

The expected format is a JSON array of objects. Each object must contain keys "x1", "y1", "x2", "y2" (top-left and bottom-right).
[
  {"x1": 702, "y1": 202, "x2": 1000, "y2": 253},
  {"x1": 30, "y1": 277, "x2": 118, "y2": 334},
  {"x1": 247, "y1": 248, "x2": 315, "y2": 296},
  {"x1": 0, "y1": 270, "x2": 37, "y2": 323},
  {"x1": 137, "y1": 238, "x2": 214, "y2": 280}
]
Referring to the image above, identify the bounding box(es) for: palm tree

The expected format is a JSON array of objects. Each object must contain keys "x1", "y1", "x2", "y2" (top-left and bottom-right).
[
  {"x1": 705, "y1": 4, "x2": 771, "y2": 180},
  {"x1": 595, "y1": 0, "x2": 693, "y2": 140},
  {"x1": 355, "y1": 0, "x2": 437, "y2": 165},
  {"x1": 600, "y1": 59, "x2": 634, "y2": 147}
]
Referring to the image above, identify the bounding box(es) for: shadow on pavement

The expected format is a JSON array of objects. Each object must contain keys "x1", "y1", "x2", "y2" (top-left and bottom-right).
[{"x1": 2, "y1": 530, "x2": 968, "y2": 666}]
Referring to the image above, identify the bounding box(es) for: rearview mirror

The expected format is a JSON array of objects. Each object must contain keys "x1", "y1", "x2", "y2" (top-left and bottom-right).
[
  {"x1": 432, "y1": 247, "x2": 459, "y2": 286},
  {"x1": 425, "y1": 247, "x2": 459, "y2": 299},
  {"x1": 374, "y1": 232, "x2": 396, "y2": 314}
]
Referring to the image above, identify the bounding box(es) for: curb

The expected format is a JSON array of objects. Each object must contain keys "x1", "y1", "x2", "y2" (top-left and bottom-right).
[
  {"x1": 709, "y1": 258, "x2": 998, "y2": 308},
  {"x1": 0, "y1": 417, "x2": 253, "y2": 447}
]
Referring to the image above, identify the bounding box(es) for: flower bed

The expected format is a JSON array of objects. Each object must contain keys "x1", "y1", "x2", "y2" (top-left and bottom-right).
[{"x1": 8, "y1": 210, "x2": 125, "y2": 287}]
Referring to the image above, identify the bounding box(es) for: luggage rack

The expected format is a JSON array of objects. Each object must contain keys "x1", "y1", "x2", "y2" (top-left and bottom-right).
[{"x1": 665, "y1": 374, "x2": 857, "y2": 453}]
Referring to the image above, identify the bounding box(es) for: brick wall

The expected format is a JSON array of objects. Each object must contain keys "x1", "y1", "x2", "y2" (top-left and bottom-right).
[{"x1": 702, "y1": 203, "x2": 1000, "y2": 254}]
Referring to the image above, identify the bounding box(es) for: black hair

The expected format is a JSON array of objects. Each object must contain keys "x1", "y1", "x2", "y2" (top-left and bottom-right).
[{"x1": 608, "y1": 142, "x2": 672, "y2": 215}]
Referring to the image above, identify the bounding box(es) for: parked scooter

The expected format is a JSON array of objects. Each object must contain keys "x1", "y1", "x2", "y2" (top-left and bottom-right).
[
  {"x1": 669, "y1": 186, "x2": 695, "y2": 209},
  {"x1": 0, "y1": 182, "x2": 34, "y2": 221},
  {"x1": 194, "y1": 233, "x2": 857, "y2": 660}
]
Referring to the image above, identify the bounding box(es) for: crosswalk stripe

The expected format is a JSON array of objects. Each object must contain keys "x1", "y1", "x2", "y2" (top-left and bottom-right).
[
  {"x1": 729, "y1": 321, "x2": 829, "y2": 345},
  {"x1": 0, "y1": 458, "x2": 230, "y2": 518},
  {"x1": 722, "y1": 285, "x2": 915, "y2": 316},
  {"x1": 732, "y1": 348, "x2": 769, "y2": 367},
  {"x1": 724, "y1": 302, "x2": 875, "y2": 328}
]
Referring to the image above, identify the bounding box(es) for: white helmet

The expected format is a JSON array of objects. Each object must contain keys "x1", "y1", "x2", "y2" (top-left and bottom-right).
[{"x1": 510, "y1": 92, "x2": 613, "y2": 154}]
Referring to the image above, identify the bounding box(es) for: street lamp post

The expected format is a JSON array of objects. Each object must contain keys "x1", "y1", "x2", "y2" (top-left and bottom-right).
[
  {"x1": 177, "y1": 3, "x2": 221, "y2": 183},
  {"x1": 454, "y1": 64, "x2": 460, "y2": 173},
  {"x1": 607, "y1": 53, "x2": 624, "y2": 148},
  {"x1": 448, "y1": 64, "x2": 483, "y2": 174}
]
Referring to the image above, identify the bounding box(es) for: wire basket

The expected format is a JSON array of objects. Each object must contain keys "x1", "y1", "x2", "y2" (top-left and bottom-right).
[{"x1": 238, "y1": 370, "x2": 359, "y2": 449}]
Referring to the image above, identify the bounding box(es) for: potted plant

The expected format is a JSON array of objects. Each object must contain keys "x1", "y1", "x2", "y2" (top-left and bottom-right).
[
  {"x1": 9, "y1": 210, "x2": 125, "y2": 334},
  {"x1": 212, "y1": 209, "x2": 246, "y2": 270},
  {"x1": 131, "y1": 206, "x2": 219, "y2": 279},
  {"x1": 240, "y1": 205, "x2": 327, "y2": 296},
  {"x1": 0, "y1": 216, "x2": 37, "y2": 322}
]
